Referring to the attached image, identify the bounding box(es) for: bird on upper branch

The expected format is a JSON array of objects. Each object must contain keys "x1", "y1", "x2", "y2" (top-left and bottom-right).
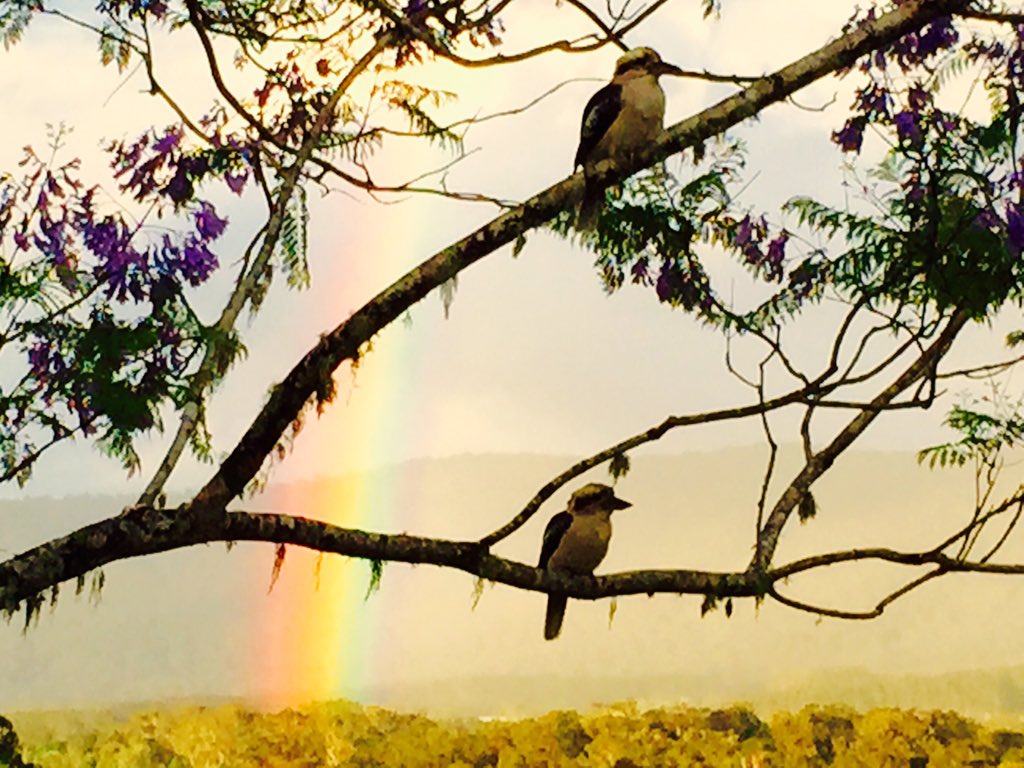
[
  {"x1": 574, "y1": 47, "x2": 684, "y2": 230},
  {"x1": 539, "y1": 483, "x2": 632, "y2": 640}
]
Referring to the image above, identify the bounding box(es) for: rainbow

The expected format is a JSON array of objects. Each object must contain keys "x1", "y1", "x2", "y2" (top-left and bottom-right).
[
  {"x1": 245, "y1": 197, "x2": 433, "y2": 709},
  {"x1": 239, "y1": 40, "x2": 605, "y2": 708}
]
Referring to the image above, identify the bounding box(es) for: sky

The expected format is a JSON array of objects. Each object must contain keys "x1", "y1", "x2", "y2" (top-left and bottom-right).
[{"x1": 3, "y1": 0, "x2": 1024, "y2": 716}]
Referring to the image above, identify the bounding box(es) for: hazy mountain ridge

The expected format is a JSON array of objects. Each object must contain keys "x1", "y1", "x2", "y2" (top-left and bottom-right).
[{"x1": 362, "y1": 665, "x2": 1024, "y2": 720}]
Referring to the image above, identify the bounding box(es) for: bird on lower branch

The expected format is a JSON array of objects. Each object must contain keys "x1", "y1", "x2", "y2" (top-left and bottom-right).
[
  {"x1": 574, "y1": 47, "x2": 684, "y2": 230},
  {"x1": 539, "y1": 483, "x2": 632, "y2": 640}
]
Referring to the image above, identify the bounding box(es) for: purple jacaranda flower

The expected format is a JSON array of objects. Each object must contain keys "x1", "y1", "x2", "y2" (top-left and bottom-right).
[
  {"x1": 180, "y1": 237, "x2": 218, "y2": 284},
  {"x1": 164, "y1": 166, "x2": 192, "y2": 204},
  {"x1": 225, "y1": 170, "x2": 248, "y2": 195},
  {"x1": 81, "y1": 214, "x2": 148, "y2": 301},
  {"x1": 833, "y1": 119, "x2": 865, "y2": 153},
  {"x1": 917, "y1": 17, "x2": 958, "y2": 58},
  {"x1": 907, "y1": 85, "x2": 929, "y2": 112},
  {"x1": 27, "y1": 342, "x2": 51, "y2": 378},
  {"x1": 33, "y1": 218, "x2": 68, "y2": 265},
  {"x1": 631, "y1": 257, "x2": 650, "y2": 285},
  {"x1": 656, "y1": 260, "x2": 685, "y2": 304},
  {"x1": 742, "y1": 243, "x2": 763, "y2": 269},
  {"x1": 894, "y1": 110, "x2": 922, "y2": 143},
  {"x1": 153, "y1": 129, "x2": 181, "y2": 155},
  {"x1": 766, "y1": 232, "x2": 788, "y2": 280},
  {"x1": 1007, "y1": 203, "x2": 1024, "y2": 255},
  {"x1": 194, "y1": 202, "x2": 227, "y2": 240},
  {"x1": 13, "y1": 231, "x2": 28, "y2": 250},
  {"x1": 857, "y1": 84, "x2": 889, "y2": 116},
  {"x1": 734, "y1": 215, "x2": 753, "y2": 247},
  {"x1": 145, "y1": 0, "x2": 168, "y2": 20},
  {"x1": 903, "y1": 172, "x2": 925, "y2": 204}
]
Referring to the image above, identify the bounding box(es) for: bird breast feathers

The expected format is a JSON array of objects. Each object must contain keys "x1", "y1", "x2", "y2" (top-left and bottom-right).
[
  {"x1": 547, "y1": 516, "x2": 612, "y2": 573},
  {"x1": 591, "y1": 77, "x2": 666, "y2": 165},
  {"x1": 618, "y1": 75, "x2": 666, "y2": 124}
]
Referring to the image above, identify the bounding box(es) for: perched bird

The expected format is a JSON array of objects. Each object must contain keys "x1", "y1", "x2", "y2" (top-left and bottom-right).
[
  {"x1": 574, "y1": 47, "x2": 684, "y2": 230},
  {"x1": 539, "y1": 483, "x2": 632, "y2": 640}
]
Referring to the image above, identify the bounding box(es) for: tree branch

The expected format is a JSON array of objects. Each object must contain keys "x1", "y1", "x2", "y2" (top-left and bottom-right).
[
  {"x1": 0, "y1": 505, "x2": 756, "y2": 616},
  {"x1": 754, "y1": 309, "x2": 969, "y2": 570},
  {"x1": 479, "y1": 382, "x2": 829, "y2": 547}
]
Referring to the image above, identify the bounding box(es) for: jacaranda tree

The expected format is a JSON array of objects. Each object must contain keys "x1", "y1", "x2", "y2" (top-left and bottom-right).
[{"x1": 3, "y1": 0, "x2": 1024, "y2": 630}]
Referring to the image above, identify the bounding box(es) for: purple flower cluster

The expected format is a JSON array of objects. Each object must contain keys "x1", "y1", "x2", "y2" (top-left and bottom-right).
[
  {"x1": 96, "y1": 0, "x2": 168, "y2": 20},
  {"x1": 110, "y1": 120, "x2": 251, "y2": 206},
  {"x1": 884, "y1": 17, "x2": 959, "y2": 71},
  {"x1": 832, "y1": 78, "x2": 955, "y2": 154},
  {"x1": 26, "y1": 341, "x2": 64, "y2": 382},
  {"x1": 833, "y1": 118, "x2": 866, "y2": 153},
  {"x1": 723, "y1": 214, "x2": 788, "y2": 282},
  {"x1": 1, "y1": 145, "x2": 229, "y2": 440},
  {"x1": 655, "y1": 258, "x2": 713, "y2": 311},
  {"x1": 834, "y1": 5, "x2": 961, "y2": 156},
  {"x1": 1007, "y1": 203, "x2": 1024, "y2": 256},
  {"x1": 162, "y1": 203, "x2": 226, "y2": 285}
]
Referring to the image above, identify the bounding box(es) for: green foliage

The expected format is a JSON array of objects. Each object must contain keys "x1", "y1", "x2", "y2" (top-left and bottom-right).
[
  {"x1": 700, "y1": 0, "x2": 721, "y2": 18},
  {"x1": 919, "y1": 404, "x2": 1024, "y2": 468},
  {"x1": 366, "y1": 558, "x2": 384, "y2": 599},
  {"x1": 0, "y1": 714, "x2": 33, "y2": 768},
  {"x1": 205, "y1": 325, "x2": 248, "y2": 383},
  {"x1": 277, "y1": 186, "x2": 310, "y2": 290},
  {"x1": 390, "y1": 92, "x2": 463, "y2": 153},
  {"x1": 789, "y1": 112, "x2": 1024, "y2": 318},
  {"x1": 98, "y1": 25, "x2": 132, "y2": 71},
  {"x1": 186, "y1": 402, "x2": 215, "y2": 464},
  {"x1": 18, "y1": 700, "x2": 1024, "y2": 767},
  {"x1": 798, "y1": 491, "x2": 817, "y2": 523},
  {"x1": 511, "y1": 233, "x2": 526, "y2": 258},
  {"x1": 0, "y1": 3, "x2": 32, "y2": 50},
  {"x1": 700, "y1": 594, "x2": 717, "y2": 616},
  {"x1": 607, "y1": 451, "x2": 630, "y2": 481}
]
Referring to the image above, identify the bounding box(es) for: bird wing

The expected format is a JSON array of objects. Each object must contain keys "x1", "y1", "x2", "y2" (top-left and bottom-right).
[
  {"x1": 574, "y1": 83, "x2": 623, "y2": 169},
  {"x1": 538, "y1": 511, "x2": 573, "y2": 568}
]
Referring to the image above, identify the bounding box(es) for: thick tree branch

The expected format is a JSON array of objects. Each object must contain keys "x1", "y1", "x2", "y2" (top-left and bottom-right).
[
  {"x1": 194, "y1": 0, "x2": 969, "y2": 517},
  {"x1": 6, "y1": 494, "x2": 1024, "y2": 623},
  {"x1": 0, "y1": 506, "x2": 755, "y2": 616}
]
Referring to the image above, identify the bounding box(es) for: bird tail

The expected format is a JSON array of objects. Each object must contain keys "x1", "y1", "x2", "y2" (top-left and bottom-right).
[
  {"x1": 545, "y1": 594, "x2": 567, "y2": 640},
  {"x1": 575, "y1": 178, "x2": 603, "y2": 232}
]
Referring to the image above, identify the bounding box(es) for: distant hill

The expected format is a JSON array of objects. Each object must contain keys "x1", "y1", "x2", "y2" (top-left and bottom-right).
[{"x1": 357, "y1": 666, "x2": 1024, "y2": 721}]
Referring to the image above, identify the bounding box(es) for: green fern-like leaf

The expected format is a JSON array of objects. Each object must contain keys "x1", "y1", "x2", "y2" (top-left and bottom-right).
[
  {"x1": 277, "y1": 187, "x2": 310, "y2": 290},
  {"x1": 366, "y1": 558, "x2": 384, "y2": 599},
  {"x1": 608, "y1": 452, "x2": 631, "y2": 481}
]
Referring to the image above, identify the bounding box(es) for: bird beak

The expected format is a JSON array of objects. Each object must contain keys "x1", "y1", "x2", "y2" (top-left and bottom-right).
[
  {"x1": 611, "y1": 495, "x2": 632, "y2": 511},
  {"x1": 655, "y1": 61, "x2": 685, "y2": 77}
]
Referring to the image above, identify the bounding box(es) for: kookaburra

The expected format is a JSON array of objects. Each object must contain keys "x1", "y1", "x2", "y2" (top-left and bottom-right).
[
  {"x1": 539, "y1": 483, "x2": 632, "y2": 640},
  {"x1": 575, "y1": 47, "x2": 684, "y2": 230}
]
